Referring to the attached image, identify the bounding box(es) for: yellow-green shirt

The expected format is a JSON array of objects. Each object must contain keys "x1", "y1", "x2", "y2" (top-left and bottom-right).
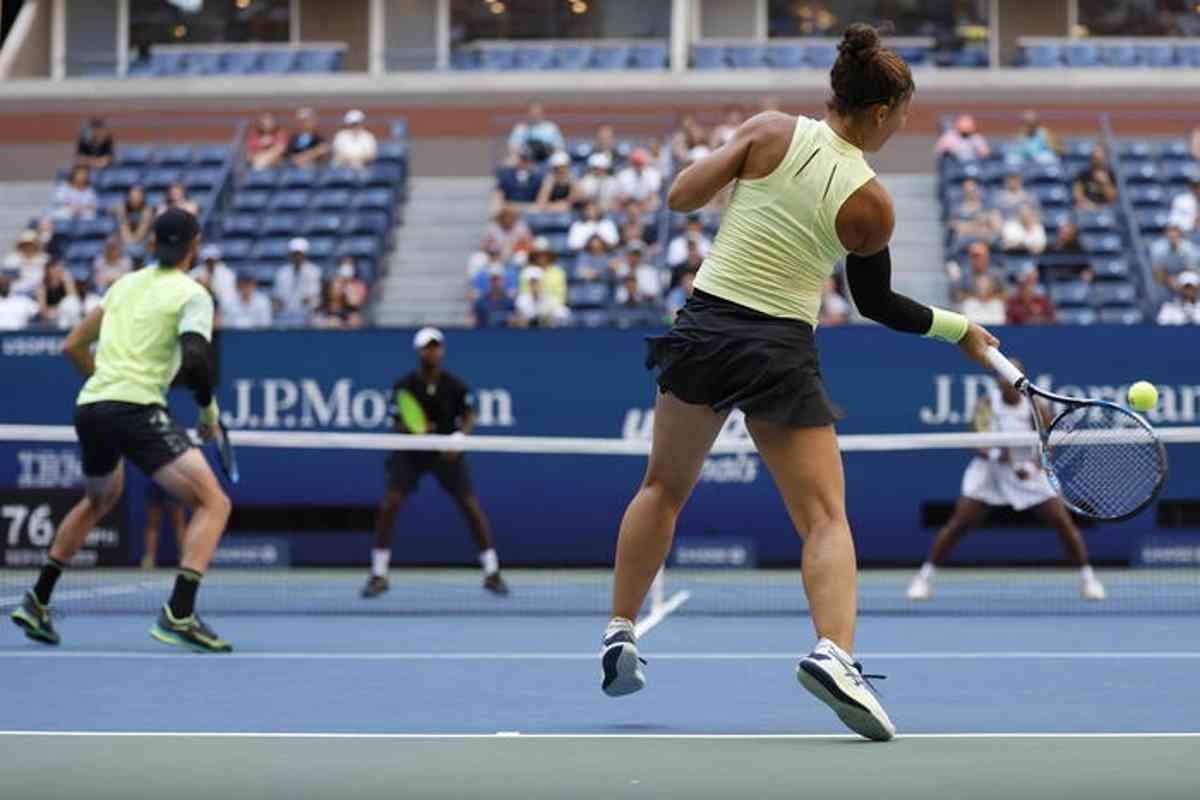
[
  {"x1": 694, "y1": 115, "x2": 876, "y2": 325},
  {"x1": 77, "y1": 265, "x2": 214, "y2": 407}
]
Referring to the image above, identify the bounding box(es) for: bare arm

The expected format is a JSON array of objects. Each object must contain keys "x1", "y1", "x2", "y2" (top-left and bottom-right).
[
  {"x1": 63, "y1": 306, "x2": 104, "y2": 377},
  {"x1": 667, "y1": 112, "x2": 792, "y2": 213}
]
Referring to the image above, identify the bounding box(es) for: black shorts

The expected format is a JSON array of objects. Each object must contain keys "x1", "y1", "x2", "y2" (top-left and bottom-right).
[
  {"x1": 385, "y1": 452, "x2": 474, "y2": 497},
  {"x1": 74, "y1": 401, "x2": 194, "y2": 478},
  {"x1": 645, "y1": 289, "x2": 844, "y2": 428}
]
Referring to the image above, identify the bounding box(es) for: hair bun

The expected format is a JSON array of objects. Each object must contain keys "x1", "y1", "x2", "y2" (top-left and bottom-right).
[{"x1": 838, "y1": 23, "x2": 880, "y2": 62}]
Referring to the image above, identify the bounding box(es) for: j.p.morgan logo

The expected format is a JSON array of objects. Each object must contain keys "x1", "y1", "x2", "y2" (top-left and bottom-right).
[{"x1": 623, "y1": 408, "x2": 759, "y2": 484}]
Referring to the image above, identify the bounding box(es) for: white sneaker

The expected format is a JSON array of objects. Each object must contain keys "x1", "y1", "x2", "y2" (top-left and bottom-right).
[
  {"x1": 906, "y1": 573, "x2": 932, "y2": 601},
  {"x1": 600, "y1": 627, "x2": 646, "y2": 697},
  {"x1": 1082, "y1": 576, "x2": 1107, "y2": 601},
  {"x1": 797, "y1": 639, "x2": 896, "y2": 741}
]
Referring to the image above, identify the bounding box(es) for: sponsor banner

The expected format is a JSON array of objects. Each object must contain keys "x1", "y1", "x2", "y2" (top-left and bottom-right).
[
  {"x1": 670, "y1": 537, "x2": 758, "y2": 569},
  {"x1": 210, "y1": 536, "x2": 291, "y2": 568},
  {"x1": 0, "y1": 488, "x2": 126, "y2": 567},
  {"x1": 1132, "y1": 533, "x2": 1200, "y2": 567}
]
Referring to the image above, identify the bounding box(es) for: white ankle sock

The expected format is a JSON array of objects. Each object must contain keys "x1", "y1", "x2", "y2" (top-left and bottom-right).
[
  {"x1": 605, "y1": 616, "x2": 636, "y2": 640},
  {"x1": 1080, "y1": 565, "x2": 1096, "y2": 582},
  {"x1": 816, "y1": 637, "x2": 852, "y2": 661},
  {"x1": 479, "y1": 549, "x2": 499, "y2": 576},
  {"x1": 371, "y1": 549, "x2": 390, "y2": 577},
  {"x1": 918, "y1": 562, "x2": 936, "y2": 581}
]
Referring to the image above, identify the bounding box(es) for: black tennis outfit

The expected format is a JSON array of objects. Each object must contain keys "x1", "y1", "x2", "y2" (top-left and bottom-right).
[{"x1": 385, "y1": 370, "x2": 474, "y2": 496}]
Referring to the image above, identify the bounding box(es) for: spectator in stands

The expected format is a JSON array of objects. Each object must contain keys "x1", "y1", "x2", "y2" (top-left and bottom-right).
[
  {"x1": 519, "y1": 237, "x2": 567, "y2": 306},
  {"x1": 994, "y1": 171, "x2": 1038, "y2": 216},
  {"x1": 3, "y1": 229, "x2": 48, "y2": 294},
  {"x1": 93, "y1": 237, "x2": 132, "y2": 291},
  {"x1": 1168, "y1": 177, "x2": 1200, "y2": 233},
  {"x1": 1043, "y1": 220, "x2": 1089, "y2": 274},
  {"x1": 332, "y1": 109, "x2": 377, "y2": 171},
  {"x1": 35, "y1": 260, "x2": 75, "y2": 326},
  {"x1": 467, "y1": 242, "x2": 512, "y2": 301},
  {"x1": 513, "y1": 267, "x2": 569, "y2": 328},
  {"x1": 671, "y1": 116, "x2": 710, "y2": 169},
  {"x1": 665, "y1": 270, "x2": 696, "y2": 320},
  {"x1": 472, "y1": 266, "x2": 517, "y2": 329},
  {"x1": 950, "y1": 241, "x2": 1006, "y2": 303},
  {"x1": 288, "y1": 107, "x2": 329, "y2": 167},
  {"x1": 1150, "y1": 223, "x2": 1197, "y2": 293},
  {"x1": 223, "y1": 273, "x2": 273, "y2": 329},
  {"x1": 575, "y1": 234, "x2": 615, "y2": 282},
  {"x1": 314, "y1": 280, "x2": 363, "y2": 329},
  {"x1": 613, "y1": 275, "x2": 662, "y2": 329},
  {"x1": 951, "y1": 179, "x2": 1000, "y2": 245},
  {"x1": 1015, "y1": 110, "x2": 1059, "y2": 165},
  {"x1": 577, "y1": 153, "x2": 620, "y2": 212},
  {"x1": 1073, "y1": 144, "x2": 1118, "y2": 209},
  {"x1": 492, "y1": 147, "x2": 542, "y2": 213},
  {"x1": 159, "y1": 182, "x2": 200, "y2": 218},
  {"x1": 617, "y1": 148, "x2": 662, "y2": 214},
  {"x1": 75, "y1": 117, "x2": 114, "y2": 170},
  {"x1": 1001, "y1": 205, "x2": 1047, "y2": 255},
  {"x1": 127, "y1": 243, "x2": 147, "y2": 270},
  {"x1": 189, "y1": 244, "x2": 235, "y2": 308},
  {"x1": 273, "y1": 237, "x2": 322, "y2": 324},
  {"x1": 591, "y1": 125, "x2": 617, "y2": 163},
  {"x1": 935, "y1": 114, "x2": 989, "y2": 162},
  {"x1": 0, "y1": 275, "x2": 39, "y2": 330},
  {"x1": 55, "y1": 276, "x2": 101, "y2": 330},
  {"x1": 710, "y1": 107, "x2": 744, "y2": 149},
  {"x1": 567, "y1": 201, "x2": 619, "y2": 251},
  {"x1": 481, "y1": 205, "x2": 532, "y2": 260},
  {"x1": 507, "y1": 104, "x2": 564, "y2": 164},
  {"x1": 1156, "y1": 271, "x2": 1200, "y2": 325},
  {"x1": 619, "y1": 216, "x2": 648, "y2": 248},
  {"x1": 114, "y1": 184, "x2": 153, "y2": 246},
  {"x1": 819, "y1": 278, "x2": 851, "y2": 326},
  {"x1": 246, "y1": 112, "x2": 288, "y2": 171},
  {"x1": 671, "y1": 239, "x2": 705, "y2": 289},
  {"x1": 960, "y1": 273, "x2": 1007, "y2": 326},
  {"x1": 334, "y1": 256, "x2": 369, "y2": 314},
  {"x1": 51, "y1": 166, "x2": 98, "y2": 221},
  {"x1": 1005, "y1": 265, "x2": 1056, "y2": 325},
  {"x1": 667, "y1": 214, "x2": 712, "y2": 268},
  {"x1": 610, "y1": 241, "x2": 661, "y2": 302},
  {"x1": 36, "y1": 217, "x2": 67, "y2": 261},
  {"x1": 535, "y1": 151, "x2": 577, "y2": 212}
]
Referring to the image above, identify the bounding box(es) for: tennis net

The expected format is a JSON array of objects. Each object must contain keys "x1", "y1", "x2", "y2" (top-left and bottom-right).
[{"x1": 1, "y1": 424, "x2": 1198, "y2": 618}]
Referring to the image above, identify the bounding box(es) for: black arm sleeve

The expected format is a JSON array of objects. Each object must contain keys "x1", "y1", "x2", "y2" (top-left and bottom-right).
[
  {"x1": 178, "y1": 332, "x2": 215, "y2": 408},
  {"x1": 844, "y1": 246, "x2": 933, "y2": 335}
]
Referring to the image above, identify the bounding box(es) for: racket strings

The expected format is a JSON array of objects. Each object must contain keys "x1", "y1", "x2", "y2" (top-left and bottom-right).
[{"x1": 1046, "y1": 405, "x2": 1164, "y2": 519}]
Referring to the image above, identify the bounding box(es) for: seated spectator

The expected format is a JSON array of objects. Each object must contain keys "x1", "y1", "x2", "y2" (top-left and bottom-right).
[
  {"x1": 1157, "y1": 271, "x2": 1200, "y2": 325},
  {"x1": 665, "y1": 269, "x2": 696, "y2": 319},
  {"x1": 994, "y1": 171, "x2": 1038, "y2": 216},
  {"x1": 1042, "y1": 220, "x2": 1090, "y2": 275},
  {"x1": 0, "y1": 274, "x2": 39, "y2": 330},
  {"x1": 272, "y1": 237, "x2": 322, "y2": 324},
  {"x1": 610, "y1": 241, "x2": 661, "y2": 301},
  {"x1": 613, "y1": 274, "x2": 661, "y2": 319},
  {"x1": 949, "y1": 241, "x2": 1006, "y2": 303},
  {"x1": 468, "y1": 243, "x2": 514, "y2": 301},
  {"x1": 52, "y1": 166, "x2": 98, "y2": 221},
  {"x1": 472, "y1": 266, "x2": 517, "y2": 328},
  {"x1": 333, "y1": 256, "x2": 369, "y2": 313},
  {"x1": 36, "y1": 260, "x2": 75, "y2": 326},
  {"x1": 1005, "y1": 265, "x2": 1056, "y2": 325},
  {"x1": 1073, "y1": 144, "x2": 1118, "y2": 210},
  {"x1": 56, "y1": 276, "x2": 101, "y2": 330},
  {"x1": 518, "y1": 237, "x2": 567, "y2": 306},
  {"x1": 493, "y1": 148, "x2": 542, "y2": 212},
  {"x1": 223, "y1": 273, "x2": 273, "y2": 329},
  {"x1": 591, "y1": 125, "x2": 617, "y2": 163},
  {"x1": 1001, "y1": 205, "x2": 1047, "y2": 255},
  {"x1": 36, "y1": 217, "x2": 67, "y2": 261},
  {"x1": 508, "y1": 104, "x2": 564, "y2": 164},
  {"x1": 1014, "y1": 110, "x2": 1059, "y2": 165},
  {"x1": 481, "y1": 205, "x2": 532, "y2": 261},
  {"x1": 246, "y1": 112, "x2": 288, "y2": 171},
  {"x1": 667, "y1": 214, "x2": 712, "y2": 268},
  {"x1": 93, "y1": 237, "x2": 132, "y2": 291},
  {"x1": 951, "y1": 179, "x2": 1000, "y2": 245},
  {"x1": 158, "y1": 182, "x2": 200, "y2": 218},
  {"x1": 75, "y1": 117, "x2": 114, "y2": 170},
  {"x1": 710, "y1": 107, "x2": 744, "y2": 149},
  {"x1": 960, "y1": 273, "x2": 1007, "y2": 325},
  {"x1": 670, "y1": 115, "x2": 710, "y2": 168},
  {"x1": 671, "y1": 240, "x2": 705, "y2": 289},
  {"x1": 1168, "y1": 177, "x2": 1200, "y2": 233},
  {"x1": 332, "y1": 109, "x2": 377, "y2": 171},
  {"x1": 617, "y1": 148, "x2": 662, "y2": 214},
  {"x1": 314, "y1": 280, "x2": 363, "y2": 329},
  {"x1": 819, "y1": 278, "x2": 851, "y2": 326},
  {"x1": 536, "y1": 151, "x2": 577, "y2": 212},
  {"x1": 574, "y1": 234, "x2": 615, "y2": 282},
  {"x1": 514, "y1": 267, "x2": 569, "y2": 328},
  {"x1": 288, "y1": 107, "x2": 330, "y2": 167},
  {"x1": 577, "y1": 153, "x2": 621, "y2": 212},
  {"x1": 189, "y1": 244, "x2": 235, "y2": 308},
  {"x1": 1151, "y1": 223, "x2": 1197, "y2": 293},
  {"x1": 935, "y1": 114, "x2": 989, "y2": 162},
  {"x1": 115, "y1": 184, "x2": 154, "y2": 246},
  {"x1": 3, "y1": 229, "x2": 49, "y2": 294},
  {"x1": 567, "y1": 201, "x2": 619, "y2": 251}
]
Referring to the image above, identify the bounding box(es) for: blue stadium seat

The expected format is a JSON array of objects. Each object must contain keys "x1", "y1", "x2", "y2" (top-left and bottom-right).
[
  {"x1": 1160, "y1": 160, "x2": 1199, "y2": 184},
  {"x1": 450, "y1": 49, "x2": 478, "y2": 70},
  {"x1": 222, "y1": 50, "x2": 261, "y2": 75},
  {"x1": 1126, "y1": 184, "x2": 1168, "y2": 207},
  {"x1": 306, "y1": 237, "x2": 336, "y2": 260},
  {"x1": 1098, "y1": 307, "x2": 1144, "y2": 324},
  {"x1": 543, "y1": 232, "x2": 569, "y2": 255},
  {"x1": 1075, "y1": 208, "x2": 1118, "y2": 233},
  {"x1": 218, "y1": 238, "x2": 254, "y2": 261},
  {"x1": 1179, "y1": 43, "x2": 1200, "y2": 67},
  {"x1": 98, "y1": 192, "x2": 125, "y2": 211},
  {"x1": 301, "y1": 214, "x2": 344, "y2": 237},
  {"x1": 154, "y1": 145, "x2": 194, "y2": 166},
  {"x1": 954, "y1": 48, "x2": 988, "y2": 68},
  {"x1": 222, "y1": 214, "x2": 260, "y2": 238},
  {"x1": 727, "y1": 45, "x2": 767, "y2": 69},
  {"x1": 260, "y1": 51, "x2": 296, "y2": 73},
  {"x1": 1063, "y1": 43, "x2": 1100, "y2": 68},
  {"x1": 243, "y1": 169, "x2": 280, "y2": 190},
  {"x1": 184, "y1": 52, "x2": 221, "y2": 76},
  {"x1": 336, "y1": 236, "x2": 381, "y2": 259},
  {"x1": 268, "y1": 190, "x2": 311, "y2": 212},
  {"x1": 1159, "y1": 139, "x2": 1191, "y2": 160},
  {"x1": 65, "y1": 240, "x2": 104, "y2": 262},
  {"x1": 524, "y1": 211, "x2": 574, "y2": 234},
  {"x1": 1100, "y1": 44, "x2": 1139, "y2": 68},
  {"x1": 1057, "y1": 307, "x2": 1098, "y2": 325},
  {"x1": 553, "y1": 45, "x2": 591, "y2": 70},
  {"x1": 67, "y1": 264, "x2": 92, "y2": 283},
  {"x1": 1049, "y1": 281, "x2": 1092, "y2": 307},
  {"x1": 1022, "y1": 44, "x2": 1062, "y2": 68},
  {"x1": 1091, "y1": 257, "x2": 1130, "y2": 281},
  {"x1": 1040, "y1": 207, "x2": 1073, "y2": 233},
  {"x1": 344, "y1": 212, "x2": 390, "y2": 236},
  {"x1": 1136, "y1": 207, "x2": 1171, "y2": 236},
  {"x1": 248, "y1": 262, "x2": 280, "y2": 284},
  {"x1": 279, "y1": 167, "x2": 318, "y2": 189},
  {"x1": 767, "y1": 43, "x2": 806, "y2": 69},
  {"x1": 295, "y1": 49, "x2": 341, "y2": 73},
  {"x1": 1062, "y1": 139, "x2": 1098, "y2": 159},
  {"x1": 126, "y1": 60, "x2": 155, "y2": 78},
  {"x1": 251, "y1": 238, "x2": 292, "y2": 261},
  {"x1": 261, "y1": 213, "x2": 300, "y2": 237},
  {"x1": 313, "y1": 189, "x2": 353, "y2": 211},
  {"x1": 1079, "y1": 233, "x2": 1123, "y2": 254},
  {"x1": 573, "y1": 309, "x2": 613, "y2": 328},
  {"x1": 184, "y1": 168, "x2": 221, "y2": 191},
  {"x1": 1032, "y1": 184, "x2": 1071, "y2": 207},
  {"x1": 376, "y1": 141, "x2": 409, "y2": 167},
  {"x1": 1002, "y1": 256, "x2": 1038, "y2": 283},
  {"x1": 1121, "y1": 161, "x2": 1161, "y2": 184},
  {"x1": 514, "y1": 45, "x2": 554, "y2": 71},
  {"x1": 589, "y1": 45, "x2": 630, "y2": 69},
  {"x1": 1119, "y1": 140, "x2": 1154, "y2": 160},
  {"x1": 366, "y1": 164, "x2": 404, "y2": 188},
  {"x1": 568, "y1": 282, "x2": 612, "y2": 309},
  {"x1": 74, "y1": 217, "x2": 117, "y2": 240},
  {"x1": 114, "y1": 145, "x2": 152, "y2": 167},
  {"x1": 631, "y1": 43, "x2": 667, "y2": 70},
  {"x1": 804, "y1": 45, "x2": 838, "y2": 69},
  {"x1": 194, "y1": 145, "x2": 229, "y2": 166},
  {"x1": 897, "y1": 47, "x2": 927, "y2": 66},
  {"x1": 1093, "y1": 281, "x2": 1139, "y2": 307},
  {"x1": 350, "y1": 189, "x2": 395, "y2": 213},
  {"x1": 318, "y1": 167, "x2": 362, "y2": 189},
  {"x1": 143, "y1": 168, "x2": 182, "y2": 191},
  {"x1": 1137, "y1": 43, "x2": 1175, "y2": 68},
  {"x1": 1023, "y1": 162, "x2": 1066, "y2": 184},
  {"x1": 150, "y1": 51, "x2": 186, "y2": 75},
  {"x1": 97, "y1": 168, "x2": 141, "y2": 193},
  {"x1": 232, "y1": 191, "x2": 271, "y2": 212},
  {"x1": 692, "y1": 45, "x2": 726, "y2": 70},
  {"x1": 480, "y1": 48, "x2": 517, "y2": 71}
]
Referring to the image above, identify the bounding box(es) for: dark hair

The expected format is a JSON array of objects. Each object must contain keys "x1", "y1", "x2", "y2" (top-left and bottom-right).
[{"x1": 827, "y1": 23, "x2": 914, "y2": 116}]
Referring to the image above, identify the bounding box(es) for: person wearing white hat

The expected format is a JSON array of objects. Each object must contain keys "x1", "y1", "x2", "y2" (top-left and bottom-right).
[
  {"x1": 332, "y1": 108, "x2": 377, "y2": 171},
  {"x1": 364, "y1": 328, "x2": 509, "y2": 599},
  {"x1": 272, "y1": 237, "x2": 322, "y2": 324},
  {"x1": 534, "y1": 150, "x2": 577, "y2": 213},
  {"x1": 1157, "y1": 270, "x2": 1200, "y2": 325},
  {"x1": 518, "y1": 236, "x2": 568, "y2": 306},
  {"x1": 577, "y1": 151, "x2": 620, "y2": 212},
  {"x1": 189, "y1": 243, "x2": 236, "y2": 310},
  {"x1": 567, "y1": 200, "x2": 619, "y2": 252},
  {"x1": 4, "y1": 228, "x2": 50, "y2": 294}
]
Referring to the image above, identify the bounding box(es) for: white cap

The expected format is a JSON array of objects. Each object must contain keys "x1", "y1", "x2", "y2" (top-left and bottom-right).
[
  {"x1": 288, "y1": 237, "x2": 309, "y2": 253},
  {"x1": 344, "y1": 109, "x2": 366, "y2": 125},
  {"x1": 413, "y1": 327, "x2": 444, "y2": 349},
  {"x1": 1179, "y1": 271, "x2": 1199, "y2": 287},
  {"x1": 524, "y1": 266, "x2": 545, "y2": 282},
  {"x1": 531, "y1": 236, "x2": 551, "y2": 253},
  {"x1": 588, "y1": 152, "x2": 611, "y2": 170},
  {"x1": 200, "y1": 244, "x2": 222, "y2": 261},
  {"x1": 549, "y1": 151, "x2": 570, "y2": 167},
  {"x1": 487, "y1": 264, "x2": 506, "y2": 277}
]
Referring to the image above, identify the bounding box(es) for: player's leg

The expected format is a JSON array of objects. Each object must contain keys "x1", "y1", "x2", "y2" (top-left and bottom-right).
[
  {"x1": 436, "y1": 457, "x2": 506, "y2": 595},
  {"x1": 907, "y1": 496, "x2": 990, "y2": 600},
  {"x1": 363, "y1": 454, "x2": 417, "y2": 598},
  {"x1": 602, "y1": 390, "x2": 727, "y2": 697},
  {"x1": 744, "y1": 419, "x2": 894, "y2": 742},
  {"x1": 1032, "y1": 498, "x2": 1106, "y2": 600}
]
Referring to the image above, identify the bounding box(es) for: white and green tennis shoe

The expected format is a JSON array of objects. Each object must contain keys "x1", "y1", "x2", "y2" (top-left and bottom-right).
[{"x1": 797, "y1": 638, "x2": 896, "y2": 741}]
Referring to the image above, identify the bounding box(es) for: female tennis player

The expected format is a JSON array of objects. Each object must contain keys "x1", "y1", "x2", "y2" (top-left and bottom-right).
[{"x1": 600, "y1": 23, "x2": 998, "y2": 741}]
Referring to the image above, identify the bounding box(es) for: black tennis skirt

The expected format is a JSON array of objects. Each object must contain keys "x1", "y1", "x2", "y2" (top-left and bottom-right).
[{"x1": 646, "y1": 289, "x2": 844, "y2": 428}]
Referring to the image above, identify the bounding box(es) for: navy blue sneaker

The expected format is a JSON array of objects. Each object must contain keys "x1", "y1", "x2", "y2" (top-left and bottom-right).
[
  {"x1": 10, "y1": 592, "x2": 59, "y2": 645},
  {"x1": 150, "y1": 605, "x2": 232, "y2": 653},
  {"x1": 600, "y1": 625, "x2": 646, "y2": 697}
]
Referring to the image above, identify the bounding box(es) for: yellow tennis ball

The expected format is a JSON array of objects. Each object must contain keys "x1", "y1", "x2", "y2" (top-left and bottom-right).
[{"x1": 1128, "y1": 381, "x2": 1159, "y2": 412}]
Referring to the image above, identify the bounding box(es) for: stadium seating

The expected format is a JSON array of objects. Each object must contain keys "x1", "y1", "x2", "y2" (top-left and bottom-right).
[
  {"x1": 126, "y1": 47, "x2": 343, "y2": 78},
  {"x1": 1018, "y1": 39, "x2": 1199, "y2": 69}
]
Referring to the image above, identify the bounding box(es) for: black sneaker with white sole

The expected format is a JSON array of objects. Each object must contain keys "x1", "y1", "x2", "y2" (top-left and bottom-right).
[
  {"x1": 600, "y1": 627, "x2": 646, "y2": 697},
  {"x1": 797, "y1": 639, "x2": 896, "y2": 741}
]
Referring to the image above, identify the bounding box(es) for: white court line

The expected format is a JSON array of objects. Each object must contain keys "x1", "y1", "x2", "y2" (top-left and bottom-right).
[
  {"x1": 1, "y1": 650, "x2": 1199, "y2": 661},
  {"x1": 634, "y1": 590, "x2": 691, "y2": 638},
  {"x1": 0, "y1": 731, "x2": 1197, "y2": 740}
]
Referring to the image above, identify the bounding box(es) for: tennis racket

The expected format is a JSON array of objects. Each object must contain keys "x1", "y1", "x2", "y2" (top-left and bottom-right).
[
  {"x1": 985, "y1": 347, "x2": 1166, "y2": 521},
  {"x1": 212, "y1": 419, "x2": 239, "y2": 485},
  {"x1": 395, "y1": 389, "x2": 428, "y2": 434}
]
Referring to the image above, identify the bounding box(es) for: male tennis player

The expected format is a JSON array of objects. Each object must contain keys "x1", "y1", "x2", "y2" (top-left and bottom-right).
[
  {"x1": 907, "y1": 362, "x2": 1106, "y2": 601},
  {"x1": 362, "y1": 327, "x2": 508, "y2": 598},
  {"x1": 9, "y1": 209, "x2": 234, "y2": 652}
]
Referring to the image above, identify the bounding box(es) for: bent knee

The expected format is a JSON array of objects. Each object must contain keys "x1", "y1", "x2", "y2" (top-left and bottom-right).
[{"x1": 640, "y1": 475, "x2": 690, "y2": 516}]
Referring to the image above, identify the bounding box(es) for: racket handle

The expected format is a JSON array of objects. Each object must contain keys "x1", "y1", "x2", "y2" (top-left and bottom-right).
[{"x1": 985, "y1": 347, "x2": 1026, "y2": 388}]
